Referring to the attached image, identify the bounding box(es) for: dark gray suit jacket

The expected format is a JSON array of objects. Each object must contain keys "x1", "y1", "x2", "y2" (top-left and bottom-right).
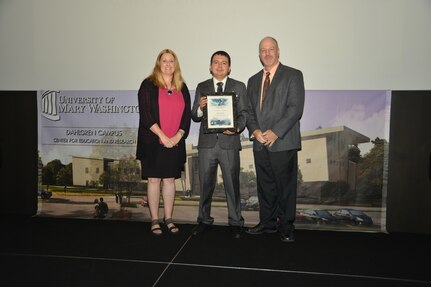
[
  {"x1": 191, "y1": 77, "x2": 248, "y2": 150},
  {"x1": 246, "y1": 63, "x2": 305, "y2": 152}
]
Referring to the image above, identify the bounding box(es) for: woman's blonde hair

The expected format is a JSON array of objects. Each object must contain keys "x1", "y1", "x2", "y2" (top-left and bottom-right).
[{"x1": 148, "y1": 49, "x2": 184, "y2": 91}]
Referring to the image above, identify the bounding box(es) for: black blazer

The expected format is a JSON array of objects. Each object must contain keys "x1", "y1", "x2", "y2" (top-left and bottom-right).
[
  {"x1": 136, "y1": 78, "x2": 191, "y2": 163},
  {"x1": 191, "y1": 77, "x2": 248, "y2": 150},
  {"x1": 247, "y1": 63, "x2": 305, "y2": 152}
]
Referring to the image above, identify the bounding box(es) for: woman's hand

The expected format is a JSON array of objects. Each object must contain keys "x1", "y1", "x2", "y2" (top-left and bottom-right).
[
  {"x1": 169, "y1": 130, "x2": 184, "y2": 146},
  {"x1": 160, "y1": 135, "x2": 175, "y2": 148}
]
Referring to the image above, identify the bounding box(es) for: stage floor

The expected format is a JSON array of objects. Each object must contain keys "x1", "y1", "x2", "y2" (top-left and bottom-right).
[{"x1": 1, "y1": 216, "x2": 430, "y2": 287}]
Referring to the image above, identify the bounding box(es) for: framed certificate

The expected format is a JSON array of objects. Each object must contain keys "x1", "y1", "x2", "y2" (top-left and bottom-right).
[{"x1": 203, "y1": 92, "x2": 237, "y2": 134}]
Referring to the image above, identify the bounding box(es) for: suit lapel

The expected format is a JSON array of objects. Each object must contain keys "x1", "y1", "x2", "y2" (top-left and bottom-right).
[
  {"x1": 267, "y1": 64, "x2": 284, "y2": 96},
  {"x1": 207, "y1": 79, "x2": 215, "y2": 94},
  {"x1": 225, "y1": 77, "x2": 234, "y2": 93},
  {"x1": 255, "y1": 70, "x2": 264, "y2": 100}
]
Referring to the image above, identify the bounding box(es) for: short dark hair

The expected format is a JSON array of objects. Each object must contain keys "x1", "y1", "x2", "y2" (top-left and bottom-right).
[{"x1": 210, "y1": 50, "x2": 231, "y2": 66}]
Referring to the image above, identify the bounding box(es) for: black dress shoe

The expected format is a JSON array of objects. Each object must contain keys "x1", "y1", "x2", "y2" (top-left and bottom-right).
[
  {"x1": 280, "y1": 230, "x2": 295, "y2": 243},
  {"x1": 231, "y1": 226, "x2": 243, "y2": 239},
  {"x1": 245, "y1": 223, "x2": 277, "y2": 235},
  {"x1": 192, "y1": 223, "x2": 211, "y2": 236}
]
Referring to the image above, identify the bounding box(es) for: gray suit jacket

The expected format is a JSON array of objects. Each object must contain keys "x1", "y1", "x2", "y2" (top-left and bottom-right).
[
  {"x1": 191, "y1": 77, "x2": 248, "y2": 150},
  {"x1": 246, "y1": 63, "x2": 305, "y2": 152}
]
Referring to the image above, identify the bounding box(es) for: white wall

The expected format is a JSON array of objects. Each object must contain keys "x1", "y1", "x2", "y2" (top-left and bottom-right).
[{"x1": 1, "y1": 0, "x2": 430, "y2": 90}]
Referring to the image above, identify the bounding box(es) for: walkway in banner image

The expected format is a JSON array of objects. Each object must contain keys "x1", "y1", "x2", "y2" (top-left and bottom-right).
[
  {"x1": 37, "y1": 195, "x2": 259, "y2": 224},
  {"x1": 37, "y1": 195, "x2": 383, "y2": 232}
]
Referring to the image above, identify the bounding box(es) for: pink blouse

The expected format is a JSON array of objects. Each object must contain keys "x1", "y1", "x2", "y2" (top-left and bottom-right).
[{"x1": 158, "y1": 87, "x2": 185, "y2": 144}]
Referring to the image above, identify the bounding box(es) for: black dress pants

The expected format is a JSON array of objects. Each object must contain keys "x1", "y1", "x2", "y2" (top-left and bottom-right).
[{"x1": 253, "y1": 148, "x2": 298, "y2": 232}]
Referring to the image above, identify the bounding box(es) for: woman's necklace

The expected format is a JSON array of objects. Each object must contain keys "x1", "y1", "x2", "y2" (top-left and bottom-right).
[
  {"x1": 166, "y1": 83, "x2": 174, "y2": 95},
  {"x1": 164, "y1": 77, "x2": 174, "y2": 95}
]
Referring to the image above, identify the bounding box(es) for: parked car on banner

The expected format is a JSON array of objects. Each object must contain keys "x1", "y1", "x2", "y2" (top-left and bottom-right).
[
  {"x1": 333, "y1": 208, "x2": 373, "y2": 226},
  {"x1": 38, "y1": 189, "x2": 52, "y2": 199},
  {"x1": 302, "y1": 209, "x2": 338, "y2": 224}
]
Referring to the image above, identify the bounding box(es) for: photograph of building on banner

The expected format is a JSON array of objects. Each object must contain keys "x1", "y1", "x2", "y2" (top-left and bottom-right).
[{"x1": 37, "y1": 90, "x2": 390, "y2": 232}]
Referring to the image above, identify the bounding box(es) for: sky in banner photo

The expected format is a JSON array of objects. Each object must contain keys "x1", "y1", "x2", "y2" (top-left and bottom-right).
[{"x1": 38, "y1": 90, "x2": 390, "y2": 165}]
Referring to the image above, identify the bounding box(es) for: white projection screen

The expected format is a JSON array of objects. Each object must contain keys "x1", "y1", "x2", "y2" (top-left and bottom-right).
[{"x1": 1, "y1": 0, "x2": 430, "y2": 91}]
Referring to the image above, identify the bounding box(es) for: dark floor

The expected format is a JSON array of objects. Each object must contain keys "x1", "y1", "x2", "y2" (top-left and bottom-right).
[{"x1": 1, "y1": 216, "x2": 430, "y2": 287}]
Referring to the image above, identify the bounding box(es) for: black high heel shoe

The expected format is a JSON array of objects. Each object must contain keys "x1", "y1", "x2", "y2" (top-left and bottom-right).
[{"x1": 164, "y1": 218, "x2": 179, "y2": 235}]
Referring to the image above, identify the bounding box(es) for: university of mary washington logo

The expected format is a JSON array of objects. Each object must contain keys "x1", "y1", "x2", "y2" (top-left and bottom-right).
[{"x1": 41, "y1": 90, "x2": 60, "y2": 121}]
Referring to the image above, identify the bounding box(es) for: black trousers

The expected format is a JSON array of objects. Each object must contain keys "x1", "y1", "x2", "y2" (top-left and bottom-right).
[{"x1": 253, "y1": 148, "x2": 298, "y2": 232}]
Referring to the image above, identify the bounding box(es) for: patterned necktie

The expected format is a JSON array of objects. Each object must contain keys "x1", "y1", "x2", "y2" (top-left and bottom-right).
[
  {"x1": 261, "y1": 72, "x2": 270, "y2": 110},
  {"x1": 217, "y1": 82, "x2": 223, "y2": 93}
]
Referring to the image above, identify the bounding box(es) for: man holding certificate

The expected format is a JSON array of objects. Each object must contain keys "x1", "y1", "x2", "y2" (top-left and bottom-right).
[{"x1": 191, "y1": 51, "x2": 248, "y2": 239}]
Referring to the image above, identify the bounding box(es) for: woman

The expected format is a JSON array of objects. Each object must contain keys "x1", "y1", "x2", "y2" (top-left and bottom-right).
[{"x1": 136, "y1": 49, "x2": 191, "y2": 236}]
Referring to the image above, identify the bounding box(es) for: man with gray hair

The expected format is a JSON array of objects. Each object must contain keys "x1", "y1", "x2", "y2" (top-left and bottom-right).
[{"x1": 245, "y1": 37, "x2": 305, "y2": 242}]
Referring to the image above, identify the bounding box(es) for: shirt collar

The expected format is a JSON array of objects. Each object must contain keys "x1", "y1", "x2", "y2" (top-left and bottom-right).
[
  {"x1": 213, "y1": 77, "x2": 228, "y2": 91},
  {"x1": 263, "y1": 61, "x2": 280, "y2": 78}
]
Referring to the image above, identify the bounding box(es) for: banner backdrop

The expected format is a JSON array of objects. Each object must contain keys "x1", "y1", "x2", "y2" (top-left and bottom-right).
[{"x1": 37, "y1": 90, "x2": 391, "y2": 232}]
